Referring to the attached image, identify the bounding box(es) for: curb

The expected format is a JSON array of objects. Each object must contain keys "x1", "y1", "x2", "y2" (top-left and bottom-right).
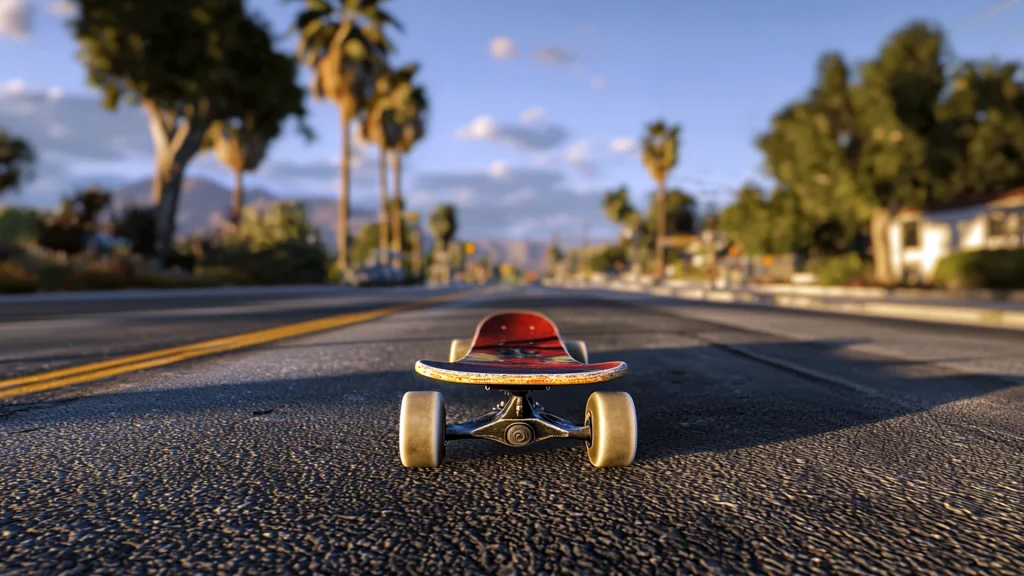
[{"x1": 547, "y1": 280, "x2": 1024, "y2": 332}]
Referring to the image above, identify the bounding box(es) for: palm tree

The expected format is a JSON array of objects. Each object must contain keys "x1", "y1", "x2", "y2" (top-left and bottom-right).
[
  {"x1": 602, "y1": 185, "x2": 641, "y2": 269},
  {"x1": 363, "y1": 62, "x2": 423, "y2": 267},
  {"x1": 388, "y1": 72, "x2": 427, "y2": 270},
  {"x1": 211, "y1": 121, "x2": 270, "y2": 225},
  {"x1": 293, "y1": 0, "x2": 401, "y2": 274},
  {"x1": 364, "y1": 64, "x2": 400, "y2": 265},
  {"x1": 428, "y1": 203, "x2": 456, "y2": 284},
  {"x1": 641, "y1": 121, "x2": 682, "y2": 280},
  {"x1": 210, "y1": 49, "x2": 309, "y2": 226}
]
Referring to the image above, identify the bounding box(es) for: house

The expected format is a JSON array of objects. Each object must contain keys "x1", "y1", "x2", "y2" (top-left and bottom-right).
[{"x1": 888, "y1": 188, "x2": 1024, "y2": 284}]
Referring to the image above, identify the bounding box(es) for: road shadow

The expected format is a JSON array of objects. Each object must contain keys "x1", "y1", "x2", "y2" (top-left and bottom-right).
[{"x1": 3, "y1": 337, "x2": 1020, "y2": 466}]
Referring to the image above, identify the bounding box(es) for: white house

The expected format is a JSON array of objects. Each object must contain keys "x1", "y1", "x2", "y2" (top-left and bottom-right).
[{"x1": 888, "y1": 189, "x2": 1024, "y2": 284}]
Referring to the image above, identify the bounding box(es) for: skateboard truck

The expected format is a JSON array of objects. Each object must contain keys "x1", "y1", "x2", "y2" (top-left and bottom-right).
[
  {"x1": 444, "y1": 389, "x2": 591, "y2": 447},
  {"x1": 401, "y1": 311, "x2": 637, "y2": 469}
]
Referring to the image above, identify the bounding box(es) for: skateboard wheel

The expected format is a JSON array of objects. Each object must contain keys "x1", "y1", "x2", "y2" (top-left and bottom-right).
[
  {"x1": 449, "y1": 339, "x2": 472, "y2": 362},
  {"x1": 563, "y1": 340, "x2": 589, "y2": 364},
  {"x1": 584, "y1": 391, "x2": 637, "y2": 468},
  {"x1": 399, "y1": 391, "x2": 446, "y2": 468}
]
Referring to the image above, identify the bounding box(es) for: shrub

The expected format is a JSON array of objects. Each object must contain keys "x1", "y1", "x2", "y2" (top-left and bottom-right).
[
  {"x1": 0, "y1": 260, "x2": 38, "y2": 293},
  {"x1": 0, "y1": 207, "x2": 42, "y2": 245},
  {"x1": 807, "y1": 252, "x2": 868, "y2": 286},
  {"x1": 114, "y1": 207, "x2": 156, "y2": 256},
  {"x1": 932, "y1": 249, "x2": 1024, "y2": 290}
]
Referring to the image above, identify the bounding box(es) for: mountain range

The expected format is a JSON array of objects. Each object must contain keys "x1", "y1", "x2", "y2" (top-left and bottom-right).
[{"x1": 110, "y1": 177, "x2": 549, "y2": 271}]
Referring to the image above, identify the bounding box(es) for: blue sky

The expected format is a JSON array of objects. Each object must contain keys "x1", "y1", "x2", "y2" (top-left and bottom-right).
[{"x1": 0, "y1": 0, "x2": 1021, "y2": 242}]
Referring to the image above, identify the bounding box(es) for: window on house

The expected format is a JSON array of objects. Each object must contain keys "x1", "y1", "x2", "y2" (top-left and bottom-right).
[
  {"x1": 902, "y1": 221, "x2": 919, "y2": 248},
  {"x1": 988, "y1": 212, "x2": 1007, "y2": 237}
]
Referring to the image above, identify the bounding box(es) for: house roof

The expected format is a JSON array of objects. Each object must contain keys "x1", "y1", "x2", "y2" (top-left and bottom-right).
[{"x1": 925, "y1": 187, "x2": 1024, "y2": 214}]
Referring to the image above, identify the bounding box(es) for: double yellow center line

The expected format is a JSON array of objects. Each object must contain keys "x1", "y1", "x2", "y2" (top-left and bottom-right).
[{"x1": 0, "y1": 288, "x2": 489, "y2": 400}]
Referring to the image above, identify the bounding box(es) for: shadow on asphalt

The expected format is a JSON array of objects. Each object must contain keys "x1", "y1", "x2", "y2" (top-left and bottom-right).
[{"x1": 3, "y1": 337, "x2": 1020, "y2": 466}]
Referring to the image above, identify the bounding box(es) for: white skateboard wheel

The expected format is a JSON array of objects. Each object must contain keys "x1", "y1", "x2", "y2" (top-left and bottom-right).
[
  {"x1": 399, "y1": 391, "x2": 446, "y2": 468},
  {"x1": 584, "y1": 391, "x2": 637, "y2": 467}
]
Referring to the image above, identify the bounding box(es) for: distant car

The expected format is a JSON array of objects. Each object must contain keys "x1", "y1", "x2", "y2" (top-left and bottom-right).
[{"x1": 352, "y1": 263, "x2": 406, "y2": 286}]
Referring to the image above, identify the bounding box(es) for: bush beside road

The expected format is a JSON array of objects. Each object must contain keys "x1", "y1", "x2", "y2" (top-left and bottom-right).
[{"x1": 546, "y1": 276, "x2": 1024, "y2": 331}]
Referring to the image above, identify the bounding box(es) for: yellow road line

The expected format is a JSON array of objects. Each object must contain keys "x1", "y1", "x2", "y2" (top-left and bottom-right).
[{"x1": 0, "y1": 287, "x2": 489, "y2": 400}]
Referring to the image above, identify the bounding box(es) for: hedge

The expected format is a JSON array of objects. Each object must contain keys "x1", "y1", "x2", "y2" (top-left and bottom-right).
[{"x1": 932, "y1": 249, "x2": 1024, "y2": 290}]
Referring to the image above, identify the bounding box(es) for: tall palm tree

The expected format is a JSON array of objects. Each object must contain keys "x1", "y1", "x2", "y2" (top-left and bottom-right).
[
  {"x1": 211, "y1": 120, "x2": 270, "y2": 225},
  {"x1": 387, "y1": 71, "x2": 427, "y2": 270},
  {"x1": 641, "y1": 121, "x2": 681, "y2": 280},
  {"x1": 293, "y1": 0, "x2": 401, "y2": 274},
  {"x1": 364, "y1": 65, "x2": 400, "y2": 265}
]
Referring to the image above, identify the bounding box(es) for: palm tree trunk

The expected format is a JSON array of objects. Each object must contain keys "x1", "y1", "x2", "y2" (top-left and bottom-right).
[
  {"x1": 230, "y1": 168, "x2": 244, "y2": 224},
  {"x1": 654, "y1": 177, "x2": 667, "y2": 280},
  {"x1": 377, "y1": 147, "x2": 390, "y2": 266},
  {"x1": 389, "y1": 151, "x2": 404, "y2": 270},
  {"x1": 338, "y1": 111, "x2": 352, "y2": 274},
  {"x1": 411, "y1": 227, "x2": 422, "y2": 278}
]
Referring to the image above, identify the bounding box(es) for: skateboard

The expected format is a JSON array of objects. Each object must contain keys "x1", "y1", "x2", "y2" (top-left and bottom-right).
[{"x1": 401, "y1": 310, "x2": 636, "y2": 468}]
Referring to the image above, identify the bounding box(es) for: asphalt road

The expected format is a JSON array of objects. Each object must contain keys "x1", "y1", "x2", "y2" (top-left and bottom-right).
[
  {"x1": 2, "y1": 286, "x2": 1024, "y2": 574},
  {"x1": 0, "y1": 285, "x2": 474, "y2": 381}
]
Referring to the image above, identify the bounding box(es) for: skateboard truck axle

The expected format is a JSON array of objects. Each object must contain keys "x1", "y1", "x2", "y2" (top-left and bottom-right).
[{"x1": 444, "y1": 390, "x2": 590, "y2": 448}]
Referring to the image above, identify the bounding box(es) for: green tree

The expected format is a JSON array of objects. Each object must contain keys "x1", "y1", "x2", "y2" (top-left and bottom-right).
[
  {"x1": 37, "y1": 187, "x2": 113, "y2": 254},
  {"x1": 645, "y1": 188, "x2": 696, "y2": 238},
  {"x1": 429, "y1": 203, "x2": 457, "y2": 253},
  {"x1": 854, "y1": 22, "x2": 950, "y2": 284},
  {"x1": 210, "y1": 50, "x2": 310, "y2": 224},
  {"x1": 601, "y1": 185, "x2": 642, "y2": 266},
  {"x1": 0, "y1": 130, "x2": 34, "y2": 196},
  {"x1": 72, "y1": 0, "x2": 301, "y2": 262},
  {"x1": 641, "y1": 121, "x2": 681, "y2": 280},
  {"x1": 292, "y1": 0, "x2": 401, "y2": 274},
  {"x1": 718, "y1": 184, "x2": 774, "y2": 255}
]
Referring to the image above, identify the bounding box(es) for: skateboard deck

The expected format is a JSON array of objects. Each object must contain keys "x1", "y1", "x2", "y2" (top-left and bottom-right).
[{"x1": 414, "y1": 311, "x2": 627, "y2": 386}]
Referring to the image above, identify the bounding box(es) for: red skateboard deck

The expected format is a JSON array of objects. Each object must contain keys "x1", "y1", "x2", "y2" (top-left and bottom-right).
[{"x1": 414, "y1": 311, "x2": 628, "y2": 386}]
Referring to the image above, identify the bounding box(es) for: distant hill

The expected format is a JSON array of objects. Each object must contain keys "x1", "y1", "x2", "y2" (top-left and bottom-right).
[
  {"x1": 112, "y1": 177, "x2": 375, "y2": 249},
  {"x1": 111, "y1": 177, "x2": 552, "y2": 270},
  {"x1": 467, "y1": 238, "x2": 549, "y2": 272}
]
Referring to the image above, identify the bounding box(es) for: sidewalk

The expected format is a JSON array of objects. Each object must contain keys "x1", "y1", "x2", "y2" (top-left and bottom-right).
[{"x1": 546, "y1": 278, "x2": 1024, "y2": 331}]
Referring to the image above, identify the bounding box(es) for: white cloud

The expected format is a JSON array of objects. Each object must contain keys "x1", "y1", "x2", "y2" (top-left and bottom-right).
[
  {"x1": 564, "y1": 141, "x2": 591, "y2": 164},
  {"x1": 413, "y1": 166, "x2": 612, "y2": 240},
  {"x1": 456, "y1": 115, "x2": 499, "y2": 140},
  {"x1": 563, "y1": 141, "x2": 598, "y2": 177},
  {"x1": 519, "y1": 106, "x2": 545, "y2": 125},
  {"x1": 46, "y1": 0, "x2": 77, "y2": 17},
  {"x1": 0, "y1": 77, "x2": 26, "y2": 96},
  {"x1": 456, "y1": 114, "x2": 568, "y2": 150},
  {"x1": 590, "y1": 76, "x2": 607, "y2": 89},
  {"x1": 45, "y1": 86, "x2": 63, "y2": 100},
  {"x1": 0, "y1": 0, "x2": 30, "y2": 40},
  {"x1": 488, "y1": 160, "x2": 510, "y2": 180},
  {"x1": 489, "y1": 36, "x2": 516, "y2": 60},
  {"x1": 609, "y1": 137, "x2": 637, "y2": 154}
]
